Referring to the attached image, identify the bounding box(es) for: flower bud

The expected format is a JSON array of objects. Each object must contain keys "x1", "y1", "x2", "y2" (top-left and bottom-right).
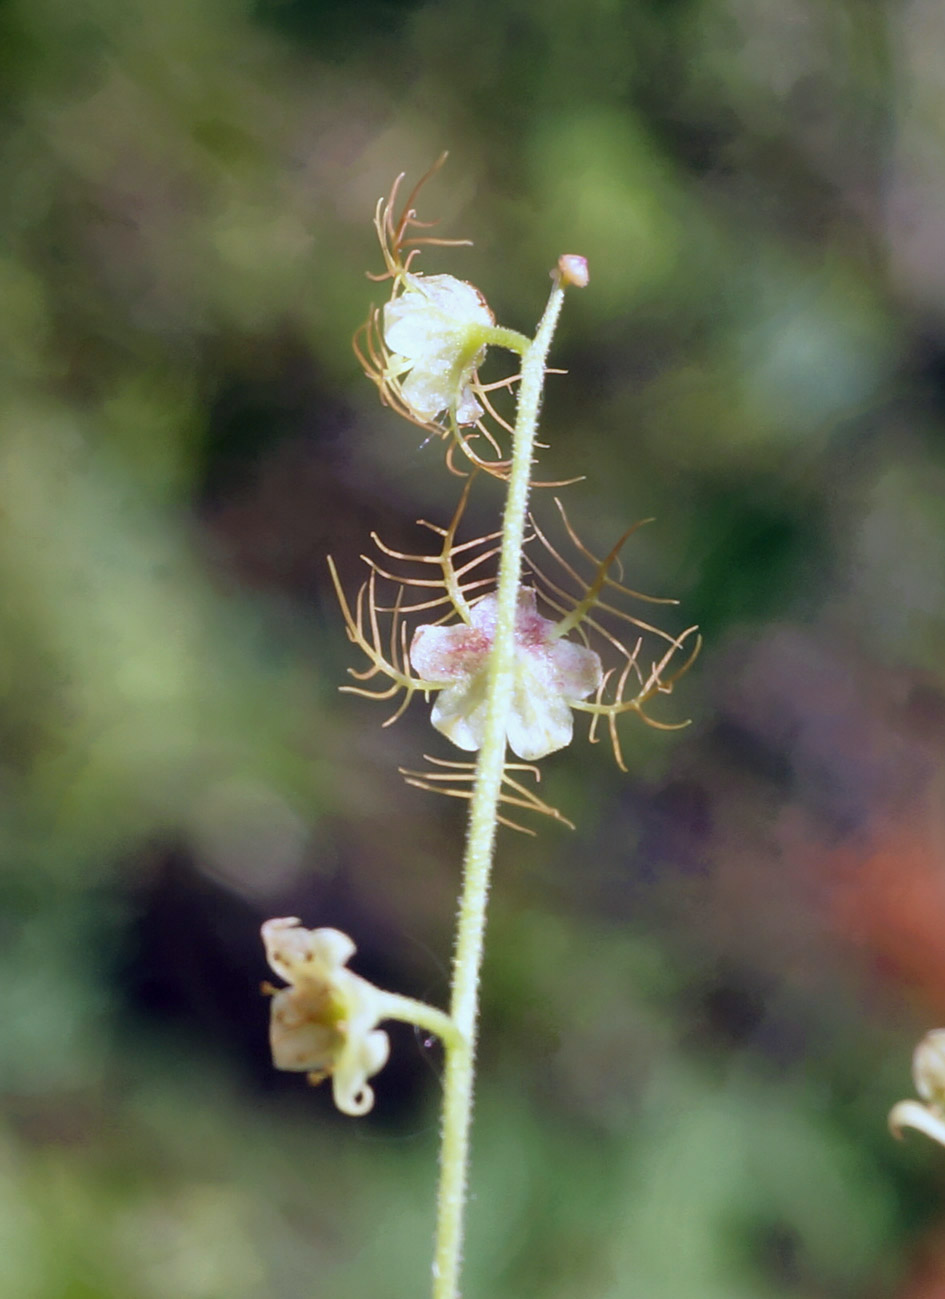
[{"x1": 557, "y1": 255, "x2": 589, "y2": 288}]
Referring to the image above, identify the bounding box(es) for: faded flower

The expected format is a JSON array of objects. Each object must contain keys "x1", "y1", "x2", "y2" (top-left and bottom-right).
[
  {"x1": 383, "y1": 273, "x2": 495, "y2": 425},
  {"x1": 889, "y1": 1028, "x2": 945, "y2": 1149},
  {"x1": 410, "y1": 588, "x2": 602, "y2": 761},
  {"x1": 261, "y1": 917, "x2": 390, "y2": 1116}
]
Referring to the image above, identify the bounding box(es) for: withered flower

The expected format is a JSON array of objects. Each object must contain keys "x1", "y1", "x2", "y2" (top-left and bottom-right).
[{"x1": 262, "y1": 918, "x2": 390, "y2": 1117}]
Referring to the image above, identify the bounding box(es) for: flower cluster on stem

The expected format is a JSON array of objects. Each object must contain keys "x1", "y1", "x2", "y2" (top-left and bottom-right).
[{"x1": 262, "y1": 162, "x2": 698, "y2": 1299}]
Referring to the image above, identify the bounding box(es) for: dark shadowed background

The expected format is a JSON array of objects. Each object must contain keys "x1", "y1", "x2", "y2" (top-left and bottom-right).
[{"x1": 3, "y1": 0, "x2": 945, "y2": 1295}]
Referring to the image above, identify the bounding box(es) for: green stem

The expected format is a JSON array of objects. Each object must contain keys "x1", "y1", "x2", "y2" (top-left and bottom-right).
[
  {"x1": 480, "y1": 324, "x2": 531, "y2": 355},
  {"x1": 431, "y1": 274, "x2": 568, "y2": 1299},
  {"x1": 377, "y1": 992, "x2": 462, "y2": 1053}
]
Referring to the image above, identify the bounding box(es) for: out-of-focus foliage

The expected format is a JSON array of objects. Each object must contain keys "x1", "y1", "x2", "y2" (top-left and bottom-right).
[{"x1": 4, "y1": 0, "x2": 945, "y2": 1295}]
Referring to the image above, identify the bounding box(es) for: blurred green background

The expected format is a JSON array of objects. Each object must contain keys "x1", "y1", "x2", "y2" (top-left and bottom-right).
[{"x1": 4, "y1": 0, "x2": 945, "y2": 1295}]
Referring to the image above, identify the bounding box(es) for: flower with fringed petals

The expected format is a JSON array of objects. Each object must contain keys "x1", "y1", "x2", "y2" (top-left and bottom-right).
[
  {"x1": 411, "y1": 587, "x2": 602, "y2": 761},
  {"x1": 383, "y1": 272, "x2": 496, "y2": 426},
  {"x1": 327, "y1": 476, "x2": 699, "y2": 827},
  {"x1": 353, "y1": 158, "x2": 530, "y2": 479}
]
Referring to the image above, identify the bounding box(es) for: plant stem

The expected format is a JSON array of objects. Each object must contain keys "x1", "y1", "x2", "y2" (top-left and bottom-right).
[
  {"x1": 431, "y1": 274, "x2": 568, "y2": 1299},
  {"x1": 378, "y1": 992, "x2": 462, "y2": 1053}
]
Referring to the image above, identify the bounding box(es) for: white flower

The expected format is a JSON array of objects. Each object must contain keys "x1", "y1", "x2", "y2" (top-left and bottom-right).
[
  {"x1": 261, "y1": 917, "x2": 390, "y2": 1116},
  {"x1": 409, "y1": 589, "x2": 602, "y2": 761},
  {"x1": 889, "y1": 1029, "x2": 945, "y2": 1149},
  {"x1": 383, "y1": 273, "x2": 494, "y2": 425}
]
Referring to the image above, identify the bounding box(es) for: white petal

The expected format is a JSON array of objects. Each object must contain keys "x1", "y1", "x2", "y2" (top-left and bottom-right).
[
  {"x1": 333, "y1": 1028, "x2": 391, "y2": 1116},
  {"x1": 405, "y1": 274, "x2": 493, "y2": 325},
  {"x1": 889, "y1": 1099, "x2": 945, "y2": 1147},
  {"x1": 550, "y1": 638, "x2": 603, "y2": 701},
  {"x1": 383, "y1": 276, "x2": 490, "y2": 359},
  {"x1": 470, "y1": 593, "x2": 500, "y2": 633},
  {"x1": 383, "y1": 296, "x2": 456, "y2": 359},
  {"x1": 430, "y1": 680, "x2": 490, "y2": 751},
  {"x1": 399, "y1": 359, "x2": 456, "y2": 423},
  {"x1": 268, "y1": 987, "x2": 339, "y2": 1073},
  {"x1": 410, "y1": 622, "x2": 489, "y2": 683},
  {"x1": 505, "y1": 609, "x2": 601, "y2": 759},
  {"x1": 507, "y1": 662, "x2": 577, "y2": 760},
  {"x1": 262, "y1": 917, "x2": 356, "y2": 983},
  {"x1": 454, "y1": 385, "x2": 484, "y2": 426}
]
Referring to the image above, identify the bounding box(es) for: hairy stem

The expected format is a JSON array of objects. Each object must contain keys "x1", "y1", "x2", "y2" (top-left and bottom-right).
[
  {"x1": 432, "y1": 274, "x2": 567, "y2": 1299},
  {"x1": 377, "y1": 992, "x2": 463, "y2": 1053}
]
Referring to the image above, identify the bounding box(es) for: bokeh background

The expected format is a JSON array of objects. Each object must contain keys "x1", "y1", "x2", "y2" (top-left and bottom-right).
[{"x1": 4, "y1": 0, "x2": 945, "y2": 1295}]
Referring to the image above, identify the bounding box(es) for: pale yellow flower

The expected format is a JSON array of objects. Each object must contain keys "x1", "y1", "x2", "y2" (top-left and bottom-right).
[{"x1": 261, "y1": 917, "x2": 390, "y2": 1117}]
